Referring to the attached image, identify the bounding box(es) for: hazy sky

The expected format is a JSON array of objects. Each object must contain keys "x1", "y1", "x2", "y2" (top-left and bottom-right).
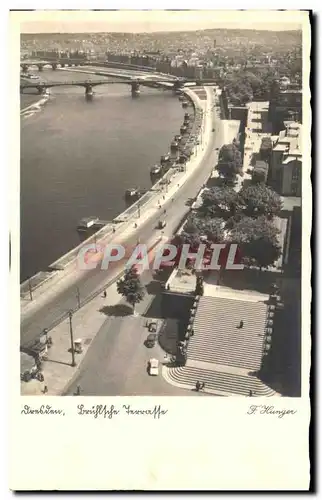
[{"x1": 17, "y1": 10, "x2": 303, "y2": 33}]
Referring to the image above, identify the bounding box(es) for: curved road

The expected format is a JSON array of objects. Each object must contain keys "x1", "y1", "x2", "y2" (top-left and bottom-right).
[{"x1": 21, "y1": 94, "x2": 225, "y2": 347}]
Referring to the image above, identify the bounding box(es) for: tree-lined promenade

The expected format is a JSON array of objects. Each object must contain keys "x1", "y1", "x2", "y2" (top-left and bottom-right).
[
  {"x1": 116, "y1": 138, "x2": 284, "y2": 308},
  {"x1": 177, "y1": 140, "x2": 283, "y2": 272}
]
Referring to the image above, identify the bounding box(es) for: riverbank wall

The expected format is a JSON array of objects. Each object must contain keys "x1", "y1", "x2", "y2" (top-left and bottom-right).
[{"x1": 20, "y1": 83, "x2": 204, "y2": 299}]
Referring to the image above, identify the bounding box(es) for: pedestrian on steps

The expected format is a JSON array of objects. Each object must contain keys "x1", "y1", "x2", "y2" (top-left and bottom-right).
[
  {"x1": 238, "y1": 320, "x2": 244, "y2": 329},
  {"x1": 103, "y1": 290, "x2": 107, "y2": 298},
  {"x1": 195, "y1": 381, "x2": 201, "y2": 392}
]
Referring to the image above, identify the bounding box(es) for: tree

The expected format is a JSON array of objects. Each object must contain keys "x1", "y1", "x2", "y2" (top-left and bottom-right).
[
  {"x1": 219, "y1": 144, "x2": 242, "y2": 165},
  {"x1": 184, "y1": 214, "x2": 225, "y2": 243},
  {"x1": 252, "y1": 167, "x2": 268, "y2": 185},
  {"x1": 174, "y1": 231, "x2": 202, "y2": 249},
  {"x1": 225, "y1": 213, "x2": 244, "y2": 230},
  {"x1": 216, "y1": 143, "x2": 243, "y2": 182},
  {"x1": 229, "y1": 216, "x2": 282, "y2": 270},
  {"x1": 116, "y1": 266, "x2": 145, "y2": 313},
  {"x1": 225, "y1": 76, "x2": 253, "y2": 106},
  {"x1": 222, "y1": 66, "x2": 291, "y2": 103},
  {"x1": 259, "y1": 137, "x2": 273, "y2": 162},
  {"x1": 200, "y1": 186, "x2": 238, "y2": 219},
  {"x1": 237, "y1": 185, "x2": 283, "y2": 218}
]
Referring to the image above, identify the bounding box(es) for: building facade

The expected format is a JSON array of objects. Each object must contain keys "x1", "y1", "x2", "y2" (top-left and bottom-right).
[
  {"x1": 268, "y1": 80, "x2": 302, "y2": 133},
  {"x1": 269, "y1": 122, "x2": 302, "y2": 196}
]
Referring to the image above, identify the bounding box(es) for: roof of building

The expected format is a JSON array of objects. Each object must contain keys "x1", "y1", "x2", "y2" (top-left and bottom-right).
[
  {"x1": 282, "y1": 156, "x2": 302, "y2": 164},
  {"x1": 255, "y1": 160, "x2": 269, "y2": 170},
  {"x1": 165, "y1": 268, "x2": 196, "y2": 295},
  {"x1": 280, "y1": 196, "x2": 302, "y2": 211},
  {"x1": 280, "y1": 89, "x2": 302, "y2": 94},
  {"x1": 273, "y1": 123, "x2": 302, "y2": 156},
  {"x1": 273, "y1": 144, "x2": 288, "y2": 151}
]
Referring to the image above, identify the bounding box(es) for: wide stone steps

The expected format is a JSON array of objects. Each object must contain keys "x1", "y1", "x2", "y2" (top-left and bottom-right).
[
  {"x1": 168, "y1": 366, "x2": 275, "y2": 396},
  {"x1": 187, "y1": 295, "x2": 268, "y2": 370},
  {"x1": 193, "y1": 317, "x2": 266, "y2": 332},
  {"x1": 187, "y1": 351, "x2": 262, "y2": 371},
  {"x1": 188, "y1": 335, "x2": 264, "y2": 369}
]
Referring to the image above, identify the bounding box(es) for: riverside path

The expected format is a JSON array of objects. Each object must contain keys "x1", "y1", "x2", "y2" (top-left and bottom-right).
[{"x1": 20, "y1": 86, "x2": 227, "y2": 347}]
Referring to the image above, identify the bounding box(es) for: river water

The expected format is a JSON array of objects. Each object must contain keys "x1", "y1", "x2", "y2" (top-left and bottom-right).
[{"x1": 20, "y1": 68, "x2": 184, "y2": 282}]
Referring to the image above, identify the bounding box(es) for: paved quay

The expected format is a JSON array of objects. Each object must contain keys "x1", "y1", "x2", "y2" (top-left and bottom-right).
[
  {"x1": 20, "y1": 85, "x2": 218, "y2": 347},
  {"x1": 21, "y1": 85, "x2": 225, "y2": 395},
  {"x1": 21, "y1": 270, "x2": 207, "y2": 396}
]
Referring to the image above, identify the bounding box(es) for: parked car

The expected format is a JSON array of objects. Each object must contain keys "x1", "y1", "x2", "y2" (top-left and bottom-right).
[
  {"x1": 148, "y1": 321, "x2": 158, "y2": 332},
  {"x1": 148, "y1": 358, "x2": 159, "y2": 376},
  {"x1": 145, "y1": 333, "x2": 157, "y2": 348},
  {"x1": 157, "y1": 220, "x2": 166, "y2": 229},
  {"x1": 20, "y1": 352, "x2": 44, "y2": 382}
]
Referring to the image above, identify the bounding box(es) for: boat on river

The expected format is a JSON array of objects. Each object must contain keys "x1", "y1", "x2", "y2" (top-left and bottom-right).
[
  {"x1": 150, "y1": 164, "x2": 162, "y2": 175},
  {"x1": 160, "y1": 154, "x2": 171, "y2": 165},
  {"x1": 170, "y1": 141, "x2": 179, "y2": 151},
  {"x1": 125, "y1": 188, "x2": 140, "y2": 199}
]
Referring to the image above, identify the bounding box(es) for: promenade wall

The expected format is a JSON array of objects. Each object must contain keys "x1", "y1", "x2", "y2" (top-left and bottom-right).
[{"x1": 20, "y1": 86, "x2": 200, "y2": 297}]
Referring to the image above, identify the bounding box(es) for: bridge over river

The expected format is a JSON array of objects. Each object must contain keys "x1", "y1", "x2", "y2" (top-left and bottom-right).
[{"x1": 20, "y1": 76, "x2": 217, "y2": 96}]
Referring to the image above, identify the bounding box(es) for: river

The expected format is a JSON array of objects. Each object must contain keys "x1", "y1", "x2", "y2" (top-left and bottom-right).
[{"x1": 20, "y1": 68, "x2": 184, "y2": 282}]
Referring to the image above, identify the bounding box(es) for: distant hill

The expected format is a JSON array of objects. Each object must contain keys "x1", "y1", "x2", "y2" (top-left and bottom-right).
[
  {"x1": 21, "y1": 28, "x2": 302, "y2": 41},
  {"x1": 21, "y1": 29, "x2": 301, "y2": 55}
]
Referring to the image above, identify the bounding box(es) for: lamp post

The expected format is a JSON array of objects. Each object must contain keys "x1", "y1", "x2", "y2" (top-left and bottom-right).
[
  {"x1": 137, "y1": 202, "x2": 141, "y2": 219},
  {"x1": 94, "y1": 233, "x2": 97, "y2": 253},
  {"x1": 28, "y1": 279, "x2": 33, "y2": 301},
  {"x1": 76, "y1": 287, "x2": 81, "y2": 309},
  {"x1": 68, "y1": 311, "x2": 76, "y2": 367}
]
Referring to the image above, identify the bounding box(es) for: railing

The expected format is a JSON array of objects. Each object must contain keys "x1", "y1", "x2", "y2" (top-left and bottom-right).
[
  {"x1": 20, "y1": 82, "x2": 209, "y2": 346},
  {"x1": 21, "y1": 269, "x2": 124, "y2": 351},
  {"x1": 20, "y1": 79, "x2": 174, "y2": 90},
  {"x1": 21, "y1": 235, "x2": 164, "y2": 351}
]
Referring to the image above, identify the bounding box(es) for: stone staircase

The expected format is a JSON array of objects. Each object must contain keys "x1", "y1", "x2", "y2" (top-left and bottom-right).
[
  {"x1": 188, "y1": 296, "x2": 267, "y2": 371},
  {"x1": 163, "y1": 295, "x2": 276, "y2": 396},
  {"x1": 166, "y1": 366, "x2": 276, "y2": 396}
]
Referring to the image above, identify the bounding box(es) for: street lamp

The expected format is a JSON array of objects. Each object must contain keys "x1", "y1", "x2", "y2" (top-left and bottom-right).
[
  {"x1": 28, "y1": 278, "x2": 33, "y2": 301},
  {"x1": 43, "y1": 328, "x2": 48, "y2": 344},
  {"x1": 137, "y1": 202, "x2": 141, "y2": 219},
  {"x1": 68, "y1": 310, "x2": 76, "y2": 367},
  {"x1": 76, "y1": 286, "x2": 81, "y2": 309}
]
